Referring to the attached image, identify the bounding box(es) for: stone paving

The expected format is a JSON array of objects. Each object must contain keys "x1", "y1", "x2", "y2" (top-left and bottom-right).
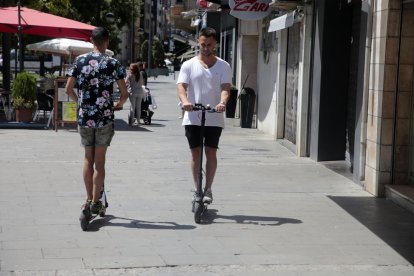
[{"x1": 0, "y1": 74, "x2": 413, "y2": 275}]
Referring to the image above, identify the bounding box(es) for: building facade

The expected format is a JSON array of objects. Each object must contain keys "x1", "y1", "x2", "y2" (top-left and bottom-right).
[
  {"x1": 168, "y1": 0, "x2": 414, "y2": 211},
  {"x1": 256, "y1": 0, "x2": 413, "y2": 211}
]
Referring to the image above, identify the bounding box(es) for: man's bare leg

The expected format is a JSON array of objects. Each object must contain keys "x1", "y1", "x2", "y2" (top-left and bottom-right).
[
  {"x1": 92, "y1": 146, "x2": 108, "y2": 202},
  {"x1": 190, "y1": 147, "x2": 201, "y2": 191},
  {"x1": 83, "y1": 147, "x2": 95, "y2": 201},
  {"x1": 204, "y1": 146, "x2": 217, "y2": 191}
]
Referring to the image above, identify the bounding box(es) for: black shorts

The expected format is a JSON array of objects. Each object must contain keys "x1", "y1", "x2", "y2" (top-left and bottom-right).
[{"x1": 185, "y1": 125, "x2": 223, "y2": 149}]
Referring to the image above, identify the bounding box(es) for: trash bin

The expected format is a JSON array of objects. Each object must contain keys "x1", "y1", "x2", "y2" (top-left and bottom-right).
[
  {"x1": 226, "y1": 87, "x2": 238, "y2": 118},
  {"x1": 239, "y1": 87, "x2": 256, "y2": 128}
]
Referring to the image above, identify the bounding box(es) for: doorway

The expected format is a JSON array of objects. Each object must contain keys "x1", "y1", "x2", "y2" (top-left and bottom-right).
[{"x1": 284, "y1": 23, "x2": 300, "y2": 145}]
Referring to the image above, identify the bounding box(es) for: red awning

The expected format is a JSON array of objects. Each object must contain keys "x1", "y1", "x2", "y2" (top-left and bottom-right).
[{"x1": 0, "y1": 6, "x2": 95, "y2": 41}]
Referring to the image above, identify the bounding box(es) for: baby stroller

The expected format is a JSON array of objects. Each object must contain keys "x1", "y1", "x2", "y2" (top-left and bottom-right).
[{"x1": 141, "y1": 87, "x2": 156, "y2": 125}]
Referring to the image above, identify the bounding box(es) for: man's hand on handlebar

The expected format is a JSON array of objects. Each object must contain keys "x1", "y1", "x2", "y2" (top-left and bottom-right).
[
  {"x1": 181, "y1": 102, "x2": 193, "y2": 112},
  {"x1": 215, "y1": 102, "x2": 226, "y2": 113}
]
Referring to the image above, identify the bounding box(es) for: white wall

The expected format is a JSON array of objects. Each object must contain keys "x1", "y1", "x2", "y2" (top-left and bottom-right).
[
  {"x1": 256, "y1": 52, "x2": 278, "y2": 136},
  {"x1": 236, "y1": 21, "x2": 259, "y2": 118},
  {"x1": 256, "y1": 25, "x2": 279, "y2": 138}
]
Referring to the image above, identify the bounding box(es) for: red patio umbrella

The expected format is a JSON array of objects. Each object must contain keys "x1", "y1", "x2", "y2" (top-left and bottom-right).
[{"x1": 0, "y1": 6, "x2": 95, "y2": 41}]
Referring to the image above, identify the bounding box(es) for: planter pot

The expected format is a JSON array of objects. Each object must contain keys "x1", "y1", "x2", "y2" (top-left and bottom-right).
[{"x1": 16, "y1": 109, "x2": 33, "y2": 123}]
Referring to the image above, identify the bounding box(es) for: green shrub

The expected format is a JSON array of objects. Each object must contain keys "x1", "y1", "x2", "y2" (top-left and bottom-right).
[{"x1": 12, "y1": 71, "x2": 37, "y2": 110}]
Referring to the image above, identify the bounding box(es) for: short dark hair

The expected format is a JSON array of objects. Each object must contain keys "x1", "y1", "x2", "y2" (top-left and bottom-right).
[
  {"x1": 199, "y1": 27, "x2": 217, "y2": 41},
  {"x1": 91, "y1": 27, "x2": 109, "y2": 46}
]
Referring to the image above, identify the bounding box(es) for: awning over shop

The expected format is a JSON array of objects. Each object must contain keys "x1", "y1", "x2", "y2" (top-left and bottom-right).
[
  {"x1": 171, "y1": 34, "x2": 197, "y2": 47},
  {"x1": 177, "y1": 49, "x2": 197, "y2": 61},
  {"x1": 268, "y1": 8, "x2": 304, "y2": 32},
  {"x1": 268, "y1": 12, "x2": 294, "y2": 32}
]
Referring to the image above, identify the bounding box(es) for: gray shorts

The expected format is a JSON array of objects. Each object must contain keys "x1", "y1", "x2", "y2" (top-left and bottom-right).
[{"x1": 79, "y1": 122, "x2": 115, "y2": 147}]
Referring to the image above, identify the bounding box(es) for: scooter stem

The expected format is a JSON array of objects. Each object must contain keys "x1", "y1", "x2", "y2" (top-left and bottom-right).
[{"x1": 197, "y1": 107, "x2": 206, "y2": 196}]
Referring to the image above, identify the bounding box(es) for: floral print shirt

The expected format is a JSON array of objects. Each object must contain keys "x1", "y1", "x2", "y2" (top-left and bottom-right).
[{"x1": 68, "y1": 52, "x2": 126, "y2": 128}]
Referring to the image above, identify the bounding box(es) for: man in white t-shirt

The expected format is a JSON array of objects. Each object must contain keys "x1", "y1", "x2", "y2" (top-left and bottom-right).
[{"x1": 177, "y1": 27, "x2": 232, "y2": 204}]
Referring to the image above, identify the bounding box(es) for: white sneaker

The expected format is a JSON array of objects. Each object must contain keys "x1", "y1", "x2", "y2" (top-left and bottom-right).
[{"x1": 203, "y1": 190, "x2": 213, "y2": 204}]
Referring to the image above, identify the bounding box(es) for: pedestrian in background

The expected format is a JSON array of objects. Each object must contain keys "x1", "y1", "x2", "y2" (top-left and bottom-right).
[
  {"x1": 177, "y1": 27, "x2": 232, "y2": 204},
  {"x1": 65, "y1": 27, "x2": 128, "y2": 214},
  {"x1": 126, "y1": 62, "x2": 145, "y2": 125},
  {"x1": 140, "y1": 62, "x2": 148, "y2": 87}
]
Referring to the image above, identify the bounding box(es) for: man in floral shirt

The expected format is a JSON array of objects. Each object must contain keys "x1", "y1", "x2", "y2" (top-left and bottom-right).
[{"x1": 65, "y1": 27, "x2": 128, "y2": 215}]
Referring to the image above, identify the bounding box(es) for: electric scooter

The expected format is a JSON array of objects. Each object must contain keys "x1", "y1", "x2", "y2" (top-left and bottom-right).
[
  {"x1": 188, "y1": 103, "x2": 217, "y2": 224},
  {"x1": 79, "y1": 186, "x2": 108, "y2": 231},
  {"x1": 78, "y1": 105, "x2": 121, "y2": 231}
]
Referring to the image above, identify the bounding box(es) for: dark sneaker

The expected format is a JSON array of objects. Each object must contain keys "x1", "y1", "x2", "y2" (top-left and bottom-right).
[
  {"x1": 81, "y1": 200, "x2": 92, "y2": 211},
  {"x1": 203, "y1": 190, "x2": 213, "y2": 204},
  {"x1": 90, "y1": 201, "x2": 104, "y2": 214},
  {"x1": 192, "y1": 190, "x2": 202, "y2": 202}
]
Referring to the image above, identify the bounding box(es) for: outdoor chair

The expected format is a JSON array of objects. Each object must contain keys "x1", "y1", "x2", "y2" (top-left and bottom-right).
[{"x1": 33, "y1": 92, "x2": 54, "y2": 127}]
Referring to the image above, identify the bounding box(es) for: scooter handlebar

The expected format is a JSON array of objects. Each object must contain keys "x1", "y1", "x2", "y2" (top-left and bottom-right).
[{"x1": 182, "y1": 104, "x2": 218, "y2": 113}]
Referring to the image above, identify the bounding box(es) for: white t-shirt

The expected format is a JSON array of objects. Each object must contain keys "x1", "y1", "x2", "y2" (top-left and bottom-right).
[{"x1": 177, "y1": 56, "x2": 232, "y2": 128}]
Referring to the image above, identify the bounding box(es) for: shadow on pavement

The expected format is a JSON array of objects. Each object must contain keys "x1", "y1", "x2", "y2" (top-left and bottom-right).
[
  {"x1": 0, "y1": 121, "x2": 49, "y2": 129},
  {"x1": 114, "y1": 119, "x2": 166, "y2": 131},
  {"x1": 201, "y1": 209, "x2": 302, "y2": 226},
  {"x1": 85, "y1": 215, "x2": 196, "y2": 231},
  {"x1": 328, "y1": 196, "x2": 414, "y2": 265},
  {"x1": 114, "y1": 119, "x2": 153, "y2": 132}
]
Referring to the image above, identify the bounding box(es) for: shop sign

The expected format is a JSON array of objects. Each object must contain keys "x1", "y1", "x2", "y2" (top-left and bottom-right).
[{"x1": 229, "y1": 0, "x2": 272, "y2": 21}]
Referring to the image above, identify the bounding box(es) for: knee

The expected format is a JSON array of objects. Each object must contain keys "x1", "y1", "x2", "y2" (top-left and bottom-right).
[
  {"x1": 84, "y1": 159, "x2": 94, "y2": 169},
  {"x1": 94, "y1": 164, "x2": 105, "y2": 173},
  {"x1": 205, "y1": 147, "x2": 217, "y2": 157},
  {"x1": 93, "y1": 159, "x2": 106, "y2": 172},
  {"x1": 191, "y1": 148, "x2": 201, "y2": 160}
]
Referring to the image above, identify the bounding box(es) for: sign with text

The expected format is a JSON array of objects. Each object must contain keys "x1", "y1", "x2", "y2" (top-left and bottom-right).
[
  {"x1": 229, "y1": 0, "x2": 272, "y2": 21},
  {"x1": 62, "y1": 101, "x2": 77, "y2": 122}
]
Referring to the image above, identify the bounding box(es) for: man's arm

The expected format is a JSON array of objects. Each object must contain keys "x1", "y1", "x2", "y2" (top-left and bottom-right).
[
  {"x1": 65, "y1": 77, "x2": 78, "y2": 102},
  {"x1": 215, "y1": 83, "x2": 231, "y2": 112},
  {"x1": 115, "y1": 78, "x2": 128, "y2": 110},
  {"x1": 177, "y1": 82, "x2": 192, "y2": 111}
]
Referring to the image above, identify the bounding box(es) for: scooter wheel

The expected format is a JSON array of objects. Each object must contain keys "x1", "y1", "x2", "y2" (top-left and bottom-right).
[
  {"x1": 194, "y1": 202, "x2": 203, "y2": 224},
  {"x1": 79, "y1": 209, "x2": 91, "y2": 231}
]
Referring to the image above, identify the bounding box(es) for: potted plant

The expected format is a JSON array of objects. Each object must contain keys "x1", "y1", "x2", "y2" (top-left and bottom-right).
[{"x1": 12, "y1": 71, "x2": 37, "y2": 123}]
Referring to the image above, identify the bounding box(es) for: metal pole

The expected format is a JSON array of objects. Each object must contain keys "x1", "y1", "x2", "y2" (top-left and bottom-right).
[
  {"x1": 131, "y1": 0, "x2": 135, "y2": 63},
  {"x1": 17, "y1": 0, "x2": 24, "y2": 72},
  {"x1": 147, "y1": 13, "x2": 151, "y2": 77}
]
